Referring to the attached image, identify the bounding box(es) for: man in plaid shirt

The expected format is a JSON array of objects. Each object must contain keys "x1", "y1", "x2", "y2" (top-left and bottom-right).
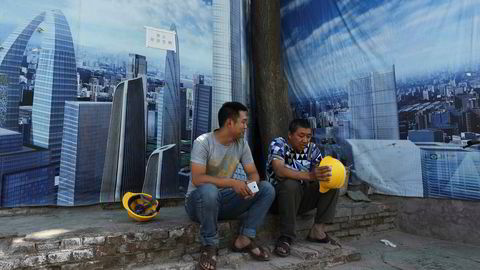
[{"x1": 266, "y1": 119, "x2": 339, "y2": 257}]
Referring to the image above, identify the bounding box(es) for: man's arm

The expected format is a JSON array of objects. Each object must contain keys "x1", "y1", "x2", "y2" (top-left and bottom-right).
[
  {"x1": 271, "y1": 159, "x2": 314, "y2": 181},
  {"x1": 191, "y1": 162, "x2": 236, "y2": 187},
  {"x1": 243, "y1": 163, "x2": 260, "y2": 182},
  {"x1": 191, "y1": 162, "x2": 252, "y2": 197},
  {"x1": 240, "y1": 143, "x2": 260, "y2": 182},
  {"x1": 271, "y1": 159, "x2": 331, "y2": 182}
]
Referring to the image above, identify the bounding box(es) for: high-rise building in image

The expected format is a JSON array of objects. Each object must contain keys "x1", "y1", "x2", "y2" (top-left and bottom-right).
[
  {"x1": 19, "y1": 106, "x2": 32, "y2": 145},
  {"x1": 348, "y1": 65, "x2": 399, "y2": 140},
  {"x1": 0, "y1": 12, "x2": 46, "y2": 130},
  {"x1": 0, "y1": 128, "x2": 55, "y2": 207},
  {"x1": 32, "y1": 10, "x2": 77, "y2": 171},
  {"x1": 57, "y1": 102, "x2": 112, "y2": 206},
  {"x1": 100, "y1": 77, "x2": 146, "y2": 202},
  {"x1": 211, "y1": 0, "x2": 243, "y2": 130},
  {"x1": 127, "y1": 53, "x2": 148, "y2": 150},
  {"x1": 180, "y1": 86, "x2": 190, "y2": 140},
  {"x1": 187, "y1": 88, "x2": 193, "y2": 130},
  {"x1": 127, "y1": 54, "x2": 147, "y2": 79},
  {"x1": 142, "y1": 144, "x2": 178, "y2": 199},
  {"x1": 192, "y1": 75, "x2": 213, "y2": 141},
  {"x1": 0, "y1": 11, "x2": 77, "y2": 174},
  {"x1": 465, "y1": 108, "x2": 480, "y2": 133},
  {"x1": 160, "y1": 24, "x2": 181, "y2": 148},
  {"x1": 156, "y1": 88, "x2": 165, "y2": 147},
  {"x1": 153, "y1": 24, "x2": 182, "y2": 197},
  {"x1": 148, "y1": 110, "x2": 158, "y2": 141}
]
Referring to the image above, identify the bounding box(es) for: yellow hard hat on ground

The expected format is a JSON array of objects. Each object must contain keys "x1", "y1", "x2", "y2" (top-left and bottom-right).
[
  {"x1": 319, "y1": 156, "x2": 346, "y2": 193},
  {"x1": 122, "y1": 192, "x2": 159, "y2": 222}
]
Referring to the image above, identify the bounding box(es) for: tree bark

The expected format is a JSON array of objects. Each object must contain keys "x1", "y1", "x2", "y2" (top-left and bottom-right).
[{"x1": 251, "y1": 0, "x2": 293, "y2": 174}]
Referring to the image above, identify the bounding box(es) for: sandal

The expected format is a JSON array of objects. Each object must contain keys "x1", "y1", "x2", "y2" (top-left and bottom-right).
[
  {"x1": 306, "y1": 233, "x2": 341, "y2": 246},
  {"x1": 231, "y1": 239, "x2": 271, "y2": 261},
  {"x1": 274, "y1": 236, "x2": 292, "y2": 257},
  {"x1": 198, "y1": 245, "x2": 217, "y2": 270}
]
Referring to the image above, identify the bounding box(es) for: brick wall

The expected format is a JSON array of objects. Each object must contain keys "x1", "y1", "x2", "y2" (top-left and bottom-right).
[
  {"x1": 0, "y1": 198, "x2": 398, "y2": 269},
  {"x1": 254, "y1": 199, "x2": 398, "y2": 243}
]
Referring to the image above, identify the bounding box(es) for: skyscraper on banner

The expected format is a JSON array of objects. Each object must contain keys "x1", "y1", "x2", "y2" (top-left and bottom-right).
[
  {"x1": 127, "y1": 54, "x2": 147, "y2": 79},
  {"x1": 348, "y1": 65, "x2": 399, "y2": 140},
  {"x1": 127, "y1": 53, "x2": 148, "y2": 150},
  {"x1": 211, "y1": 0, "x2": 243, "y2": 130},
  {"x1": 142, "y1": 144, "x2": 177, "y2": 199},
  {"x1": 0, "y1": 12, "x2": 46, "y2": 130},
  {"x1": 160, "y1": 24, "x2": 181, "y2": 148},
  {"x1": 0, "y1": 128, "x2": 55, "y2": 207},
  {"x1": 100, "y1": 77, "x2": 146, "y2": 202},
  {"x1": 192, "y1": 75, "x2": 212, "y2": 141},
  {"x1": 32, "y1": 11, "x2": 77, "y2": 171},
  {"x1": 156, "y1": 89, "x2": 164, "y2": 147},
  {"x1": 154, "y1": 24, "x2": 182, "y2": 197},
  {"x1": 0, "y1": 10, "x2": 77, "y2": 173},
  {"x1": 58, "y1": 102, "x2": 112, "y2": 206}
]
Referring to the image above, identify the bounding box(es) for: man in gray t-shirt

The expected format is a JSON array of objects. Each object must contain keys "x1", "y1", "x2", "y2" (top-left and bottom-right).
[
  {"x1": 186, "y1": 131, "x2": 254, "y2": 197},
  {"x1": 185, "y1": 102, "x2": 275, "y2": 270}
]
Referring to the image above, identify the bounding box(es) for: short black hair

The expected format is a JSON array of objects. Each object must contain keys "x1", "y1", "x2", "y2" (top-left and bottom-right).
[
  {"x1": 288, "y1": 118, "x2": 311, "y2": 134},
  {"x1": 218, "y1": 102, "x2": 248, "y2": 127}
]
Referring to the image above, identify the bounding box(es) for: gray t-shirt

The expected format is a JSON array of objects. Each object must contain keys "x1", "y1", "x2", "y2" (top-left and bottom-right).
[{"x1": 186, "y1": 131, "x2": 254, "y2": 196}]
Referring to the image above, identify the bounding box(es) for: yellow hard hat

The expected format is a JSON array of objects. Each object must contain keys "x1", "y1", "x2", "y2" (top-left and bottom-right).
[
  {"x1": 122, "y1": 192, "x2": 159, "y2": 222},
  {"x1": 319, "y1": 156, "x2": 346, "y2": 193}
]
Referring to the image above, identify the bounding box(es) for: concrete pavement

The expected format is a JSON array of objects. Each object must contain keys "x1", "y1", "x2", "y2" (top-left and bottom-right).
[{"x1": 330, "y1": 230, "x2": 480, "y2": 270}]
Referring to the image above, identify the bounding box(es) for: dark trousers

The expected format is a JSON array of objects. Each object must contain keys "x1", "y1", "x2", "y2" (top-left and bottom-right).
[{"x1": 272, "y1": 179, "x2": 339, "y2": 240}]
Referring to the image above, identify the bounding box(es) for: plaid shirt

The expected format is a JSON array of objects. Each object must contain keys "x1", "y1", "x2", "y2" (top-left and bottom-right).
[{"x1": 266, "y1": 137, "x2": 323, "y2": 186}]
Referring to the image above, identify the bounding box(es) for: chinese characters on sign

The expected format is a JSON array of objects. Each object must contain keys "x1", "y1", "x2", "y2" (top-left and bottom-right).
[{"x1": 145, "y1": 26, "x2": 176, "y2": 52}]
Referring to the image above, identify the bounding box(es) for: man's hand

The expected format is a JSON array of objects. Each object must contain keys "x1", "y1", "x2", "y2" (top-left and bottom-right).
[
  {"x1": 232, "y1": 180, "x2": 253, "y2": 197},
  {"x1": 243, "y1": 180, "x2": 258, "y2": 200},
  {"x1": 310, "y1": 166, "x2": 332, "y2": 182}
]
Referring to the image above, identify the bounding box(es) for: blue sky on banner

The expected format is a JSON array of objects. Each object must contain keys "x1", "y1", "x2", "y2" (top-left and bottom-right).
[
  {"x1": 0, "y1": 0, "x2": 213, "y2": 75},
  {"x1": 281, "y1": 0, "x2": 480, "y2": 99}
]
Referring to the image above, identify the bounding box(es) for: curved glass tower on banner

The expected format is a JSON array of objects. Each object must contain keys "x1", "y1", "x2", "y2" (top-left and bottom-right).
[
  {"x1": 0, "y1": 10, "x2": 77, "y2": 172},
  {"x1": 32, "y1": 10, "x2": 77, "y2": 170},
  {"x1": 0, "y1": 12, "x2": 46, "y2": 130},
  {"x1": 101, "y1": 78, "x2": 146, "y2": 202}
]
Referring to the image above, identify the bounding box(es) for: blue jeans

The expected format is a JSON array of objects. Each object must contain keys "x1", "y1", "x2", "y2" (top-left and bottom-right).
[{"x1": 185, "y1": 181, "x2": 275, "y2": 247}]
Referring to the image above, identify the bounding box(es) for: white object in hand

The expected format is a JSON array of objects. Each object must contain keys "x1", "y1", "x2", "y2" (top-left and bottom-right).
[{"x1": 247, "y1": 181, "x2": 259, "y2": 193}]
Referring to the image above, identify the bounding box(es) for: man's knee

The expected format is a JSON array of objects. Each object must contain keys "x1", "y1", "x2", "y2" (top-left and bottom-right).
[
  {"x1": 278, "y1": 179, "x2": 302, "y2": 193},
  {"x1": 196, "y1": 183, "x2": 220, "y2": 206},
  {"x1": 258, "y1": 181, "x2": 275, "y2": 199}
]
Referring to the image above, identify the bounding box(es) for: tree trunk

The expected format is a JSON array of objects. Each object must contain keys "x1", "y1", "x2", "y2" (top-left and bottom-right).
[{"x1": 251, "y1": 0, "x2": 293, "y2": 174}]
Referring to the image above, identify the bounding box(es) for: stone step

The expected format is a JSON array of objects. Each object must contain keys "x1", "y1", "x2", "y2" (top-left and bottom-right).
[
  {"x1": 0, "y1": 196, "x2": 395, "y2": 269},
  {"x1": 134, "y1": 241, "x2": 361, "y2": 270},
  {"x1": 0, "y1": 238, "x2": 361, "y2": 270}
]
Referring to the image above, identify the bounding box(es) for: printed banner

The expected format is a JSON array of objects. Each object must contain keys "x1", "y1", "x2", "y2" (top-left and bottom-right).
[{"x1": 281, "y1": 0, "x2": 480, "y2": 200}]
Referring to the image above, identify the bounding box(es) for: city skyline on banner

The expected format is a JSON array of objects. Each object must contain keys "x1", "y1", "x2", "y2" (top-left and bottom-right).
[
  {"x1": 281, "y1": 0, "x2": 480, "y2": 98},
  {"x1": 0, "y1": 0, "x2": 251, "y2": 207},
  {"x1": 0, "y1": 0, "x2": 213, "y2": 77},
  {"x1": 281, "y1": 0, "x2": 480, "y2": 201},
  {"x1": 0, "y1": 0, "x2": 227, "y2": 207},
  {"x1": 282, "y1": 0, "x2": 480, "y2": 143}
]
